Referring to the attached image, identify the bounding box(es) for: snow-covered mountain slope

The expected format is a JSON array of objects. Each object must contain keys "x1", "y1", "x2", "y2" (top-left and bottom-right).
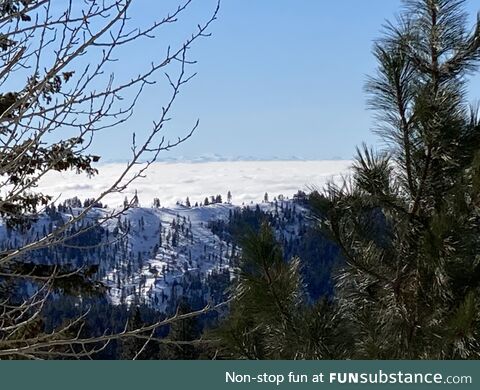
[
  {"x1": 0, "y1": 197, "x2": 320, "y2": 312},
  {"x1": 104, "y1": 203, "x2": 237, "y2": 309}
]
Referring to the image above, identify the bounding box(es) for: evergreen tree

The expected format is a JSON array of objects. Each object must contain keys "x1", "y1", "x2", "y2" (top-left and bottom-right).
[
  {"x1": 121, "y1": 307, "x2": 144, "y2": 359},
  {"x1": 121, "y1": 306, "x2": 161, "y2": 360},
  {"x1": 314, "y1": 0, "x2": 480, "y2": 359},
  {"x1": 213, "y1": 224, "x2": 347, "y2": 359},
  {"x1": 132, "y1": 190, "x2": 139, "y2": 208},
  {"x1": 215, "y1": 0, "x2": 480, "y2": 361},
  {"x1": 161, "y1": 299, "x2": 201, "y2": 359}
]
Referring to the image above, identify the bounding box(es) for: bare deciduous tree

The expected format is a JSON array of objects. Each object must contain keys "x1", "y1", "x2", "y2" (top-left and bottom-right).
[{"x1": 0, "y1": 0, "x2": 221, "y2": 359}]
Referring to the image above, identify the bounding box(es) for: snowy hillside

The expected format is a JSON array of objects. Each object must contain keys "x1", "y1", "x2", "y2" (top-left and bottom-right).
[
  {"x1": 0, "y1": 192, "x2": 333, "y2": 313},
  {"x1": 104, "y1": 203, "x2": 237, "y2": 310}
]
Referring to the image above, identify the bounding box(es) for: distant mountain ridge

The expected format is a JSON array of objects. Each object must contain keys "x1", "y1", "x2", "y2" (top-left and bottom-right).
[{"x1": 100, "y1": 154, "x2": 349, "y2": 164}]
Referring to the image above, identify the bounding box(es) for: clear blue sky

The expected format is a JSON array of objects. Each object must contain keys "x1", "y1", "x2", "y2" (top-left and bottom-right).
[{"x1": 89, "y1": 0, "x2": 480, "y2": 162}]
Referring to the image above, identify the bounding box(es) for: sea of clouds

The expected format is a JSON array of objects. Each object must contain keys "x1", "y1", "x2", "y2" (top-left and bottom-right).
[{"x1": 38, "y1": 160, "x2": 352, "y2": 208}]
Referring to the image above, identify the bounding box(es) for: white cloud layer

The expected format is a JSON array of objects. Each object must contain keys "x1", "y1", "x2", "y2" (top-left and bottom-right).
[{"x1": 38, "y1": 160, "x2": 352, "y2": 207}]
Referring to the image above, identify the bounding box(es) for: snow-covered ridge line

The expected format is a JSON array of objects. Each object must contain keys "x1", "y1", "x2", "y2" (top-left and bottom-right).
[
  {"x1": 100, "y1": 156, "x2": 350, "y2": 164},
  {"x1": 0, "y1": 202, "x2": 239, "y2": 310},
  {"x1": 0, "y1": 199, "x2": 306, "y2": 311}
]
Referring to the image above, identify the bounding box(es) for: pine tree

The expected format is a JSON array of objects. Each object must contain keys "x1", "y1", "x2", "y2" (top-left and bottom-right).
[
  {"x1": 161, "y1": 299, "x2": 201, "y2": 359},
  {"x1": 314, "y1": 0, "x2": 480, "y2": 359},
  {"x1": 213, "y1": 224, "x2": 348, "y2": 359},
  {"x1": 132, "y1": 190, "x2": 139, "y2": 207},
  {"x1": 121, "y1": 306, "x2": 160, "y2": 360},
  {"x1": 121, "y1": 307, "x2": 144, "y2": 359},
  {"x1": 215, "y1": 0, "x2": 480, "y2": 361}
]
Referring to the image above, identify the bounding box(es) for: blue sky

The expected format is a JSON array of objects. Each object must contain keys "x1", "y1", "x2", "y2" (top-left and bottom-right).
[{"x1": 89, "y1": 0, "x2": 480, "y2": 162}]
